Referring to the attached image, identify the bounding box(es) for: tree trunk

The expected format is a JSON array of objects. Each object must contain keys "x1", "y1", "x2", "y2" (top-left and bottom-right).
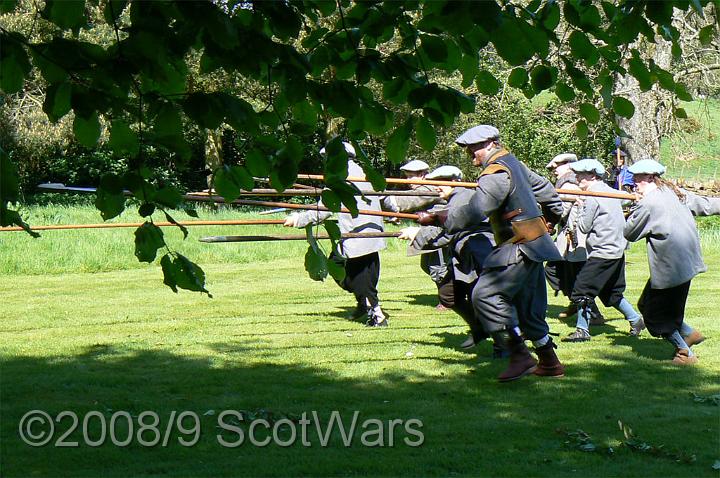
[
  {"x1": 205, "y1": 128, "x2": 224, "y2": 189},
  {"x1": 613, "y1": 38, "x2": 673, "y2": 163}
]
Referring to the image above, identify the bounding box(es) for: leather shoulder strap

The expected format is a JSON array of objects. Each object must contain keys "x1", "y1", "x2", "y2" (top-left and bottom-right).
[{"x1": 480, "y1": 163, "x2": 510, "y2": 177}]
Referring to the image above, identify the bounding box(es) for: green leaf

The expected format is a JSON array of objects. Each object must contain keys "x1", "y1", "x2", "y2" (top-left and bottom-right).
[
  {"x1": 108, "y1": 120, "x2": 139, "y2": 158},
  {"x1": 304, "y1": 245, "x2": 328, "y2": 282},
  {"x1": 386, "y1": 118, "x2": 413, "y2": 165},
  {"x1": 675, "y1": 83, "x2": 693, "y2": 102},
  {"x1": 0, "y1": 147, "x2": 20, "y2": 204},
  {"x1": 415, "y1": 116, "x2": 437, "y2": 152},
  {"x1": 244, "y1": 149, "x2": 271, "y2": 178},
  {"x1": 103, "y1": 0, "x2": 128, "y2": 23},
  {"x1": 674, "y1": 107, "x2": 688, "y2": 119},
  {"x1": 612, "y1": 96, "x2": 635, "y2": 119},
  {"x1": 459, "y1": 52, "x2": 479, "y2": 88},
  {"x1": 575, "y1": 120, "x2": 589, "y2": 139},
  {"x1": 327, "y1": 256, "x2": 346, "y2": 282},
  {"x1": 568, "y1": 31, "x2": 598, "y2": 66},
  {"x1": 323, "y1": 221, "x2": 342, "y2": 241},
  {"x1": 353, "y1": 144, "x2": 386, "y2": 192},
  {"x1": 579, "y1": 103, "x2": 600, "y2": 124},
  {"x1": 163, "y1": 211, "x2": 188, "y2": 239},
  {"x1": 0, "y1": 42, "x2": 31, "y2": 94},
  {"x1": 161, "y1": 254, "x2": 177, "y2": 292},
  {"x1": 42, "y1": 82, "x2": 72, "y2": 122},
  {"x1": 154, "y1": 103, "x2": 183, "y2": 138},
  {"x1": 304, "y1": 227, "x2": 329, "y2": 281},
  {"x1": 134, "y1": 222, "x2": 164, "y2": 263},
  {"x1": 214, "y1": 165, "x2": 254, "y2": 202},
  {"x1": 628, "y1": 53, "x2": 653, "y2": 91},
  {"x1": 508, "y1": 68, "x2": 528, "y2": 88},
  {"x1": 321, "y1": 190, "x2": 341, "y2": 212},
  {"x1": 419, "y1": 34, "x2": 448, "y2": 62},
  {"x1": 292, "y1": 100, "x2": 318, "y2": 129},
  {"x1": 699, "y1": 25, "x2": 715, "y2": 46},
  {"x1": 475, "y1": 70, "x2": 501, "y2": 95},
  {"x1": 541, "y1": 1, "x2": 560, "y2": 30},
  {"x1": 530, "y1": 64, "x2": 555, "y2": 92},
  {"x1": 555, "y1": 82, "x2": 576, "y2": 102},
  {"x1": 95, "y1": 173, "x2": 125, "y2": 220},
  {"x1": 182, "y1": 93, "x2": 224, "y2": 130},
  {"x1": 1, "y1": 207, "x2": 39, "y2": 236},
  {"x1": 0, "y1": 1, "x2": 19, "y2": 13},
  {"x1": 73, "y1": 111, "x2": 100, "y2": 148},
  {"x1": 138, "y1": 202, "x2": 155, "y2": 217},
  {"x1": 42, "y1": 0, "x2": 86, "y2": 31},
  {"x1": 225, "y1": 95, "x2": 259, "y2": 135},
  {"x1": 161, "y1": 253, "x2": 211, "y2": 296},
  {"x1": 492, "y1": 15, "x2": 535, "y2": 66},
  {"x1": 154, "y1": 186, "x2": 183, "y2": 209}
]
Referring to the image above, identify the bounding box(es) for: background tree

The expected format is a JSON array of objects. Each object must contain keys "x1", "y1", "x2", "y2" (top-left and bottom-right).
[{"x1": 1, "y1": 0, "x2": 717, "y2": 293}]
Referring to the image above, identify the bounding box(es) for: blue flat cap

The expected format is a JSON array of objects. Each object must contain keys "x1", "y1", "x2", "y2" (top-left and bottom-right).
[
  {"x1": 609, "y1": 148, "x2": 627, "y2": 157},
  {"x1": 426, "y1": 165, "x2": 463, "y2": 180},
  {"x1": 400, "y1": 159, "x2": 430, "y2": 172},
  {"x1": 455, "y1": 125, "x2": 500, "y2": 146},
  {"x1": 628, "y1": 159, "x2": 666, "y2": 176},
  {"x1": 570, "y1": 158, "x2": 606, "y2": 176}
]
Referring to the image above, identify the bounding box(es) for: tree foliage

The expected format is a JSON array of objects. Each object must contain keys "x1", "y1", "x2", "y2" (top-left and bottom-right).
[{"x1": 0, "y1": 0, "x2": 716, "y2": 293}]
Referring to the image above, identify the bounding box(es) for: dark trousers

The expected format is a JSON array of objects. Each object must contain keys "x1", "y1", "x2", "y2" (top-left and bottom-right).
[
  {"x1": 570, "y1": 256, "x2": 626, "y2": 307},
  {"x1": 437, "y1": 272, "x2": 455, "y2": 308},
  {"x1": 546, "y1": 260, "x2": 585, "y2": 298},
  {"x1": 333, "y1": 252, "x2": 381, "y2": 308},
  {"x1": 638, "y1": 280, "x2": 691, "y2": 337},
  {"x1": 453, "y1": 279, "x2": 487, "y2": 342},
  {"x1": 471, "y1": 257, "x2": 549, "y2": 342}
]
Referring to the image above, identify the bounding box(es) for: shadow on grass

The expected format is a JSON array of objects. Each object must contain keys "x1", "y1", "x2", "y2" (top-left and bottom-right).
[{"x1": 2, "y1": 342, "x2": 718, "y2": 478}]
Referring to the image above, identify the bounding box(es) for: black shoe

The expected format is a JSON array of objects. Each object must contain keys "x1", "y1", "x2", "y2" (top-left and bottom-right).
[
  {"x1": 365, "y1": 316, "x2": 388, "y2": 327},
  {"x1": 561, "y1": 328, "x2": 591, "y2": 342},
  {"x1": 345, "y1": 304, "x2": 368, "y2": 321},
  {"x1": 365, "y1": 307, "x2": 388, "y2": 327}
]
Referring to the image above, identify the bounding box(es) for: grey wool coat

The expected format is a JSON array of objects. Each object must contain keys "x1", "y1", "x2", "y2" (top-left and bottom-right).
[
  {"x1": 577, "y1": 181, "x2": 627, "y2": 260},
  {"x1": 293, "y1": 160, "x2": 386, "y2": 259},
  {"x1": 624, "y1": 186, "x2": 707, "y2": 289}
]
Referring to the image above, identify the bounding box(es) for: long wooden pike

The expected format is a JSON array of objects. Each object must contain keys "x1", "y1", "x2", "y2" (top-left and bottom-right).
[
  {"x1": 188, "y1": 188, "x2": 441, "y2": 197},
  {"x1": 200, "y1": 232, "x2": 402, "y2": 243},
  {"x1": 0, "y1": 219, "x2": 285, "y2": 232},
  {"x1": 295, "y1": 174, "x2": 637, "y2": 200},
  {"x1": 184, "y1": 195, "x2": 420, "y2": 220}
]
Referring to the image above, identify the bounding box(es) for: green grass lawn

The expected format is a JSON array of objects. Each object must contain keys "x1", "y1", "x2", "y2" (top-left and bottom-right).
[
  {"x1": 1, "y1": 207, "x2": 719, "y2": 477},
  {"x1": 661, "y1": 99, "x2": 720, "y2": 182}
]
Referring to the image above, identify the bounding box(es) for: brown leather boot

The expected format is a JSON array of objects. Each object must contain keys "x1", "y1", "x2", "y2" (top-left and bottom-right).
[
  {"x1": 671, "y1": 348, "x2": 698, "y2": 365},
  {"x1": 498, "y1": 341, "x2": 537, "y2": 382},
  {"x1": 533, "y1": 339, "x2": 565, "y2": 377}
]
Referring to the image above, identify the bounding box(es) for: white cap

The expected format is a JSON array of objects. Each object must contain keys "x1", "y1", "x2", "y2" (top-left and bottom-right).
[
  {"x1": 569, "y1": 158, "x2": 606, "y2": 176},
  {"x1": 628, "y1": 159, "x2": 666, "y2": 176},
  {"x1": 319, "y1": 141, "x2": 356, "y2": 157},
  {"x1": 455, "y1": 125, "x2": 500, "y2": 146},
  {"x1": 400, "y1": 159, "x2": 430, "y2": 172},
  {"x1": 426, "y1": 165, "x2": 463, "y2": 180},
  {"x1": 546, "y1": 153, "x2": 578, "y2": 169}
]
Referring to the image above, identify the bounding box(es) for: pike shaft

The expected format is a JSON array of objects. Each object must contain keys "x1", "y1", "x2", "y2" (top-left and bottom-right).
[
  {"x1": 184, "y1": 196, "x2": 420, "y2": 220},
  {"x1": 295, "y1": 174, "x2": 636, "y2": 200},
  {"x1": 200, "y1": 232, "x2": 402, "y2": 243},
  {"x1": 0, "y1": 219, "x2": 285, "y2": 232}
]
